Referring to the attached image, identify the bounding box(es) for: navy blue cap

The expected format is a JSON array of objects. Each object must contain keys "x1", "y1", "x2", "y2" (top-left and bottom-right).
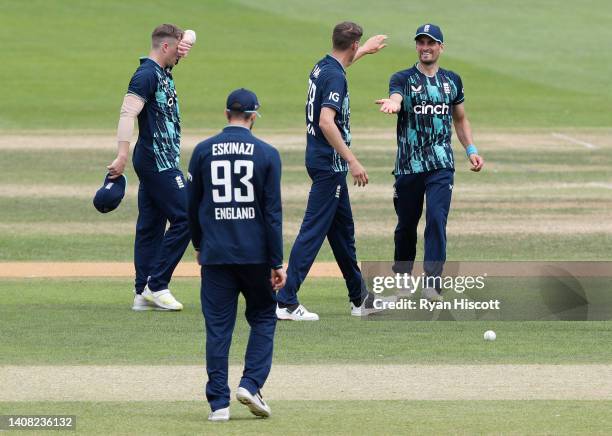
[
  {"x1": 415, "y1": 24, "x2": 443, "y2": 43},
  {"x1": 226, "y1": 88, "x2": 260, "y2": 116},
  {"x1": 93, "y1": 173, "x2": 126, "y2": 213}
]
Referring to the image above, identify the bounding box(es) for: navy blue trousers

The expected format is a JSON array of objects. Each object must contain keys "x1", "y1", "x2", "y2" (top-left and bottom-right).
[
  {"x1": 133, "y1": 167, "x2": 191, "y2": 293},
  {"x1": 201, "y1": 264, "x2": 277, "y2": 411},
  {"x1": 277, "y1": 168, "x2": 365, "y2": 306},
  {"x1": 393, "y1": 168, "x2": 454, "y2": 278}
]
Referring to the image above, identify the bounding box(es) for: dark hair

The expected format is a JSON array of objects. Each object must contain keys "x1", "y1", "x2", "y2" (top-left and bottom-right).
[
  {"x1": 332, "y1": 21, "x2": 363, "y2": 50},
  {"x1": 227, "y1": 110, "x2": 253, "y2": 121},
  {"x1": 151, "y1": 24, "x2": 183, "y2": 48}
]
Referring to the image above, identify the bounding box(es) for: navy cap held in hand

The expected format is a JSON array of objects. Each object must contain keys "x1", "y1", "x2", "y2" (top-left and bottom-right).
[{"x1": 93, "y1": 173, "x2": 127, "y2": 213}]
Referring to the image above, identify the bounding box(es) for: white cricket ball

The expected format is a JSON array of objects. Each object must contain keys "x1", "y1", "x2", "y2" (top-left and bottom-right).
[
  {"x1": 484, "y1": 330, "x2": 496, "y2": 341},
  {"x1": 183, "y1": 29, "x2": 196, "y2": 44}
]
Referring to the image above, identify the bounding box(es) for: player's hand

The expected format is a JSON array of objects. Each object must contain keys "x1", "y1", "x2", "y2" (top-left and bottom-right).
[
  {"x1": 375, "y1": 98, "x2": 401, "y2": 114},
  {"x1": 178, "y1": 40, "x2": 193, "y2": 58},
  {"x1": 349, "y1": 159, "x2": 369, "y2": 187},
  {"x1": 469, "y1": 154, "x2": 484, "y2": 172},
  {"x1": 361, "y1": 34, "x2": 388, "y2": 54},
  {"x1": 107, "y1": 156, "x2": 126, "y2": 179},
  {"x1": 270, "y1": 267, "x2": 287, "y2": 291}
]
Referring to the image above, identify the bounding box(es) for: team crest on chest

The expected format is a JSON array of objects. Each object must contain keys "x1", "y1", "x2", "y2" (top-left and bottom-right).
[{"x1": 443, "y1": 82, "x2": 451, "y2": 94}]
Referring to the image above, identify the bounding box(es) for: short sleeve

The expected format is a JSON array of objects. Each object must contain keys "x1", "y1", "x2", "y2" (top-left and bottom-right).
[
  {"x1": 389, "y1": 72, "x2": 405, "y2": 97},
  {"x1": 451, "y1": 73, "x2": 464, "y2": 105},
  {"x1": 321, "y1": 73, "x2": 346, "y2": 112},
  {"x1": 127, "y1": 68, "x2": 157, "y2": 102}
]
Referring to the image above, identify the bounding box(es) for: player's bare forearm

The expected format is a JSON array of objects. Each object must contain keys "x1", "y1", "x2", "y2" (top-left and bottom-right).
[
  {"x1": 320, "y1": 119, "x2": 356, "y2": 164},
  {"x1": 107, "y1": 141, "x2": 130, "y2": 179},
  {"x1": 452, "y1": 105, "x2": 483, "y2": 171},
  {"x1": 455, "y1": 118, "x2": 473, "y2": 148},
  {"x1": 452, "y1": 103, "x2": 473, "y2": 148},
  {"x1": 116, "y1": 141, "x2": 130, "y2": 159},
  {"x1": 319, "y1": 114, "x2": 368, "y2": 186}
]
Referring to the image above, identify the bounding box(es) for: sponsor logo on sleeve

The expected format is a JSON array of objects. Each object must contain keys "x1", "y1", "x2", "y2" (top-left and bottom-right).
[{"x1": 329, "y1": 92, "x2": 340, "y2": 102}]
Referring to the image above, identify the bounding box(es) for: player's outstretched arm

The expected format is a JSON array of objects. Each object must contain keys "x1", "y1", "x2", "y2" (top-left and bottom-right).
[
  {"x1": 452, "y1": 103, "x2": 484, "y2": 172},
  {"x1": 375, "y1": 93, "x2": 403, "y2": 114},
  {"x1": 107, "y1": 94, "x2": 145, "y2": 179},
  {"x1": 319, "y1": 107, "x2": 368, "y2": 186},
  {"x1": 353, "y1": 34, "x2": 388, "y2": 63}
]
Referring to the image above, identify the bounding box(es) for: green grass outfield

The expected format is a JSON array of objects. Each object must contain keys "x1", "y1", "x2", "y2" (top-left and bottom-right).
[
  {"x1": 2, "y1": 278, "x2": 612, "y2": 365},
  {"x1": 1, "y1": 279, "x2": 612, "y2": 434},
  {"x1": 1, "y1": 0, "x2": 611, "y2": 130},
  {"x1": 1, "y1": 401, "x2": 611, "y2": 435},
  {"x1": 1, "y1": 132, "x2": 611, "y2": 261}
]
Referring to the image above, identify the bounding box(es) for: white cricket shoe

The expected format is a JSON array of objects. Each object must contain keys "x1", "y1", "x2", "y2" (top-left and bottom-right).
[
  {"x1": 131, "y1": 291, "x2": 158, "y2": 311},
  {"x1": 142, "y1": 285, "x2": 183, "y2": 311},
  {"x1": 208, "y1": 406, "x2": 230, "y2": 422},
  {"x1": 236, "y1": 387, "x2": 271, "y2": 418},
  {"x1": 276, "y1": 304, "x2": 319, "y2": 321},
  {"x1": 351, "y1": 293, "x2": 385, "y2": 317}
]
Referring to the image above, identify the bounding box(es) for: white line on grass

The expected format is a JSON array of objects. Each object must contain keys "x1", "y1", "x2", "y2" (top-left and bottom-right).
[{"x1": 551, "y1": 132, "x2": 598, "y2": 149}]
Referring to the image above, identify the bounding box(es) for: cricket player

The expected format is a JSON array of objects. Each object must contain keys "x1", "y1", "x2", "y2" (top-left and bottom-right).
[
  {"x1": 375, "y1": 24, "x2": 484, "y2": 300},
  {"x1": 107, "y1": 24, "x2": 194, "y2": 311},
  {"x1": 187, "y1": 89, "x2": 285, "y2": 421},
  {"x1": 275, "y1": 22, "x2": 387, "y2": 321}
]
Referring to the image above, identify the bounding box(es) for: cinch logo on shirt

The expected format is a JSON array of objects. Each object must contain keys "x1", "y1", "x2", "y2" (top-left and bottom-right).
[{"x1": 414, "y1": 102, "x2": 450, "y2": 115}]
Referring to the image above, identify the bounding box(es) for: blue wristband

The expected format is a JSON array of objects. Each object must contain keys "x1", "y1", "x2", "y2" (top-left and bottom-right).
[{"x1": 466, "y1": 144, "x2": 478, "y2": 157}]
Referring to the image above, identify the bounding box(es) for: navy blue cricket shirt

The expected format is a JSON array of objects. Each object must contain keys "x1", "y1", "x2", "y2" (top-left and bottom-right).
[
  {"x1": 128, "y1": 57, "x2": 182, "y2": 172},
  {"x1": 187, "y1": 125, "x2": 283, "y2": 268},
  {"x1": 305, "y1": 54, "x2": 351, "y2": 173}
]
